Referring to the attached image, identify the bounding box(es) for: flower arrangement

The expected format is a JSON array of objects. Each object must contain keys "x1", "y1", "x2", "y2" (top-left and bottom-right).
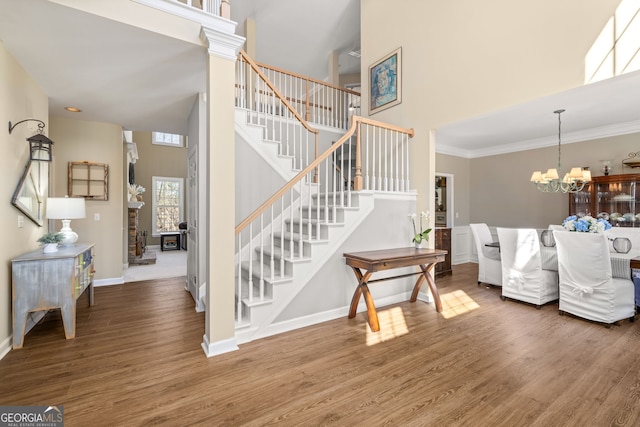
[
  {"x1": 128, "y1": 183, "x2": 146, "y2": 201},
  {"x1": 409, "y1": 211, "x2": 432, "y2": 244},
  {"x1": 562, "y1": 215, "x2": 612, "y2": 233}
]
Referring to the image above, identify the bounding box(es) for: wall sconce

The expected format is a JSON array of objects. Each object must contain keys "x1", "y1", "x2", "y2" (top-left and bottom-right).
[{"x1": 8, "y1": 118, "x2": 54, "y2": 162}]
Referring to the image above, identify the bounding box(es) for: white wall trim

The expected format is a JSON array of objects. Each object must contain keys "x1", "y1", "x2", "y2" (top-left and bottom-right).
[
  {"x1": 256, "y1": 290, "x2": 434, "y2": 340},
  {"x1": 94, "y1": 277, "x2": 125, "y2": 287},
  {"x1": 200, "y1": 26, "x2": 245, "y2": 61},
  {"x1": 0, "y1": 335, "x2": 11, "y2": 361},
  {"x1": 202, "y1": 335, "x2": 239, "y2": 357},
  {"x1": 452, "y1": 225, "x2": 473, "y2": 265},
  {"x1": 132, "y1": 0, "x2": 237, "y2": 32}
]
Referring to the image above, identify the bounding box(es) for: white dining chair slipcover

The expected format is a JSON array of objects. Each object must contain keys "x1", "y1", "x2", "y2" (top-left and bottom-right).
[
  {"x1": 470, "y1": 223, "x2": 502, "y2": 287},
  {"x1": 553, "y1": 231, "x2": 635, "y2": 325},
  {"x1": 497, "y1": 228, "x2": 559, "y2": 307}
]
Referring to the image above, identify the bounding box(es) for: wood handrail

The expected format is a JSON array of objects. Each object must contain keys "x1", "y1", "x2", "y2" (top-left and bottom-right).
[
  {"x1": 239, "y1": 50, "x2": 319, "y2": 135},
  {"x1": 235, "y1": 116, "x2": 414, "y2": 234},
  {"x1": 255, "y1": 61, "x2": 362, "y2": 96}
]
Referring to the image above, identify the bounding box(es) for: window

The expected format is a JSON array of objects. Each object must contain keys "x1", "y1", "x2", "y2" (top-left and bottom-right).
[
  {"x1": 151, "y1": 176, "x2": 184, "y2": 236},
  {"x1": 152, "y1": 131, "x2": 185, "y2": 147}
]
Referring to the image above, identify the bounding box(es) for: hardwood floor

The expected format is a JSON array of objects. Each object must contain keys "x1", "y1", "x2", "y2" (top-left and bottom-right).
[{"x1": 1, "y1": 264, "x2": 640, "y2": 426}]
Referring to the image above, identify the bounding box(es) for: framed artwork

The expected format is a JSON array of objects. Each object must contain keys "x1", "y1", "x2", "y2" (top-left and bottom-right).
[
  {"x1": 68, "y1": 161, "x2": 109, "y2": 200},
  {"x1": 369, "y1": 47, "x2": 402, "y2": 115}
]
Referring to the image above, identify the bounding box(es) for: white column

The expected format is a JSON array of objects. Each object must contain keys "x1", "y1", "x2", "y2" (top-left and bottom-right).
[
  {"x1": 200, "y1": 26, "x2": 245, "y2": 357},
  {"x1": 328, "y1": 50, "x2": 339, "y2": 85}
]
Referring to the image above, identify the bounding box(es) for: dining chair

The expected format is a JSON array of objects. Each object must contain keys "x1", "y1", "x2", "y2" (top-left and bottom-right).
[
  {"x1": 470, "y1": 223, "x2": 501, "y2": 287},
  {"x1": 497, "y1": 228, "x2": 558, "y2": 308},
  {"x1": 553, "y1": 231, "x2": 635, "y2": 326}
]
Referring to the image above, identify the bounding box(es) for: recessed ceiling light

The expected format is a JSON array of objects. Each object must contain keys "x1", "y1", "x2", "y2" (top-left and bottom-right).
[{"x1": 65, "y1": 107, "x2": 82, "y2": 113}]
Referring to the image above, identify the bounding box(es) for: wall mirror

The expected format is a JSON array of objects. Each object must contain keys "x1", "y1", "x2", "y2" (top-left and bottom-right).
[{"x1": 12, "y1": 159, "x2": 48, "y2": 226}]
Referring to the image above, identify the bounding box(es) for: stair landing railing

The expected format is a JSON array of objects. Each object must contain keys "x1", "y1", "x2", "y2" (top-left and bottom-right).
[
  {"x1": 234, "y1": 116, "x2": 414, "y2": 324},
  {"x1": 236, "y1": 50, "x2": 319, "y2": 174},
  {"x1": 257, "y1": 62, "x2": 361, "y2": 131}
]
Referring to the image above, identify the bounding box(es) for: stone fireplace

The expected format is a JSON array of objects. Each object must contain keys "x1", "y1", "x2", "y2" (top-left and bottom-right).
[{"x1": 128, "y1": 202, "x2": 156, "y2": 265}]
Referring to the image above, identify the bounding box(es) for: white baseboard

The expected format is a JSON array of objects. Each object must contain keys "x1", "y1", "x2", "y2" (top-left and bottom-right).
[
  {"x1": 0, "y1": 335, "x2": 11, "y2": 361},
  {"x1": 255, "y1": 290, "x2": 434, "y2": 341},
  {"x1": 93, "y1": 277, "x2": 124, "y2": 287},
  {"x1": 201, "y1": 335, "x2": 239, "y2": 357}
]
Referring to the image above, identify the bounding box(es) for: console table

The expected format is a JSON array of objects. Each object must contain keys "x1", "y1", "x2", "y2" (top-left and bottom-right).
[
  {"x1": 343, "y1": 247, "x2": 447, "y2": 332},
  {"x1": 11, "y1": 243, "x2": 95, "y2": 349}
]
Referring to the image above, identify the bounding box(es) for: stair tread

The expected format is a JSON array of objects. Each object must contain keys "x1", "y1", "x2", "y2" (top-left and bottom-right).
[
  {"x1": 240, "y1": 261, "x2": 292, "y2": 284},
  {"x1": 257, "y1": 246, "x2": 311, "y2": 262}
]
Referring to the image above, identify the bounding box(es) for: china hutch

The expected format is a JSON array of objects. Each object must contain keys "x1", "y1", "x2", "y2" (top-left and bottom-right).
[{"x1": 569, "y1": 173, "x2": 640, "y2": 227}]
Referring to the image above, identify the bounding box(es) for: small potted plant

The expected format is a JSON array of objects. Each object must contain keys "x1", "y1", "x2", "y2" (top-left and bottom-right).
[{"x1": 37, "y1": 232, "x2": 64, "y2": 253}]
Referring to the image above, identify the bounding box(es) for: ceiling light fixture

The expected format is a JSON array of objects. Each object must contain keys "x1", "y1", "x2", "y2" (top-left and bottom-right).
[
  {"x1": 530, "y1": 109, "x2": 591, "y2": 193},
  {"x1": 65, "y1": 106, "x2": 82, "y2": 112}
]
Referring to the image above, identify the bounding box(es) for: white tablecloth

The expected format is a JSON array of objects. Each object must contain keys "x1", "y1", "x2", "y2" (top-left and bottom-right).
[{"x1": 540, "y1": 246, "x2": 638, "y2": 279}]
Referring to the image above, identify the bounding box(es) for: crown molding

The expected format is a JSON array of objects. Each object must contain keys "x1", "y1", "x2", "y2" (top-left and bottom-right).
[
  {"x1": 200, "y1": 26, "x2": 245, "y2": 61},
  {"x1": 132, "y1": 0, "x2": 236, "y2": 33},
  {"x1": 437, "y1": 119, "x2": 640, "y2": 159}
]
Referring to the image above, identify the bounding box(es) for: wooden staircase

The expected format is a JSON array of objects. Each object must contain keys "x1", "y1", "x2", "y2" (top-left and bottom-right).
[{"x1": 234, "y1": 111, "x2": 373, "y2": 342}]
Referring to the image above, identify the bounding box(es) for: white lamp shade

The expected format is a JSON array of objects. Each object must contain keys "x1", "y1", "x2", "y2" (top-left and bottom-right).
[
  {"x1": 568, "y1": 167, "x2": 584, "y2": 179},
  {"x1": 46, "y1": 197, "x2": 86, "y2": 219},
  {"x1": 530, "y1": 171, "x2": 543, "y2": 182},
  {"x1": 545, "y1": 168, "x2": 559, "y2": 180}
]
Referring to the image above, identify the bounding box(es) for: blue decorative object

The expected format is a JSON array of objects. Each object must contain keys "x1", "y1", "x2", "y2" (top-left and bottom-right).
[{"x1": 561, "y1": 215, "x2": 612, "y2": 233}]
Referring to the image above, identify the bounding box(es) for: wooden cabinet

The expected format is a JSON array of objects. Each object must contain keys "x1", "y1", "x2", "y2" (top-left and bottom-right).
[
  {"x1": 569, "y1": 173, "x2": 640, "y2": 227},
  {"x1": 11, "y1": 243, "x2": 95, "y2": 349},
  {"x1": 434, "y1": 228, "x2": 452, "y2": 278}
]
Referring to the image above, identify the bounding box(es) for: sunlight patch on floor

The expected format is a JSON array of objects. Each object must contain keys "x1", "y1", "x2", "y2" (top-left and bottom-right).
[
  {"x1": 440, "y1": 289, "x2": 480, "y2": 319},
  {"x1": 366, "y1": 306, "x2": 409, "y2": 346}
]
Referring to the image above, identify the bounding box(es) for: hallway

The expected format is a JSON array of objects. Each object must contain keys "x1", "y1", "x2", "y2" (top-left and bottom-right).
[{"x1": 124, "y1": 246, "x2": 187, "y2": 282}]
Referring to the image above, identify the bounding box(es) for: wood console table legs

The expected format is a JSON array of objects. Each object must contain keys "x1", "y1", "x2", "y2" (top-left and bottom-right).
[{"x1": 348, "y1": 262, "x2": 442, "y2": 332}]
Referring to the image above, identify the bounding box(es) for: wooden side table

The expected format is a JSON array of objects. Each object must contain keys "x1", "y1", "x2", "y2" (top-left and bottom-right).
[{"x1": 343, "y1": 247, "x2": 447, "y2": 332}]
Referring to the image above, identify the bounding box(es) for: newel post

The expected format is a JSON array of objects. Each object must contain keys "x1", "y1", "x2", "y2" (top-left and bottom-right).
[
  {"x1": 220, "y1": 0, "x2": 230, "y2": 19},
  {"x1": 353, "y1": 120, "x2": 363, "y2": 191}
]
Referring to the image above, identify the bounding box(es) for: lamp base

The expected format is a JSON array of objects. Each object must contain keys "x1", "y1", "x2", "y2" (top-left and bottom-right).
[{"x1": 59, "y1": 219, "x2": 78, "y2": 246}]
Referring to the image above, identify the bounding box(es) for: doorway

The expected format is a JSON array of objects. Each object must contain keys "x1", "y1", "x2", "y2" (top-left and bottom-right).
[{"x1": 435, "y1": 173, "x2": 454, "y2": 227}]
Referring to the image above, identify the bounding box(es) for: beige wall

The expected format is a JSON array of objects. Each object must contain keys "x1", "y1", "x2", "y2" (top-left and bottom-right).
[
  {"x1": 362, "y1": 0, "x2": 621, "y2": 217},
  {"x1": 469, "y1": 133, "x2": 640, "y2": 228},
  {"x1": 49, "y1": 117, "x2": 124, "y2": 280},
  {"x1": 130, "y1": 131, "x2": 188, "y2": 247},
  {"x1": 1, "y1": 42, "x2": 50, "y2": 353}
]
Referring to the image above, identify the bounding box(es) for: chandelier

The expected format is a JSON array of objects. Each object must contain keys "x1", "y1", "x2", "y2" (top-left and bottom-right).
[{"x1": 530, "y1": 109, "x2": 591, "y2": 193}]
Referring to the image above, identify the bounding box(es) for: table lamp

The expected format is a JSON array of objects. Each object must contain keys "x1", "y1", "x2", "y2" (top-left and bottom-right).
[{"x1": 46, "y1": 196, "x2": 86, "y2": 246}]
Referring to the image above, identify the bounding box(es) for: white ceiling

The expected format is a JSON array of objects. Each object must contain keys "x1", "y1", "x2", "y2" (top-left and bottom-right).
[
  {"x1": 230, "y1": 0, "x2": 362, "y2": 80},
  {"x1": 1, "y1": 0, "x2": 638, "y2": 157},
  {"x1": 437, "y1": 69, "x2": 640, "y2": 158}
]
